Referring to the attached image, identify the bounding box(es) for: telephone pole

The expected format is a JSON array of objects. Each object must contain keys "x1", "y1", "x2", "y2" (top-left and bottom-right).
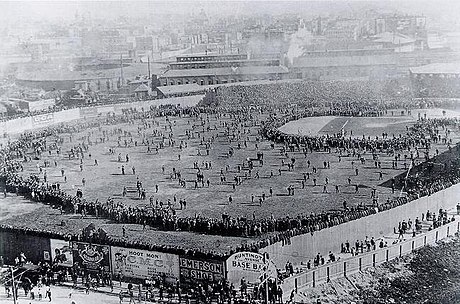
[
  {"x1": 148, "y1": 56, "x2": 151, "y2": 79},
  {"x1": 120, "y1": 54, "x2": 124, "y2": 87},
  {"x1": 10, "y1": 266, "x2": 17, "y2": 304}
]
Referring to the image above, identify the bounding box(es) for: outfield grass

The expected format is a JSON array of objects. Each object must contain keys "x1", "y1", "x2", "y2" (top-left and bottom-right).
[
  {"x1": 15, "y1": 108, "x2": 460, "y2": 219},
  {"x1": 2, "y1": 107, "x2": 459, "y2": 249}
]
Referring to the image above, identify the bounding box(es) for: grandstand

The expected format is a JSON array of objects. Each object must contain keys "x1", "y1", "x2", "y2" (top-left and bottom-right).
[
  {"x1": 410, "y1": 62, "x2": 460, "y2": 98},
  {"x1": 158, "y1": 53, "x2": 289, "y2": 86}
]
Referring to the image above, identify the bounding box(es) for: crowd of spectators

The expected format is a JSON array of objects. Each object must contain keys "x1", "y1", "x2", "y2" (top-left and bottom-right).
[
  {"x1": 1, "y1": 80, "x2": 459, "y2": 260},
  {"x1": 412, "y1": 75, "x2": 460, "y2": 99}
]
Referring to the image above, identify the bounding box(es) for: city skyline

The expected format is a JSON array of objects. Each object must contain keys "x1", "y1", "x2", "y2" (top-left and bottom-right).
[{"x1": 1, "y1": 0, "x2": 459, "y2": 23}]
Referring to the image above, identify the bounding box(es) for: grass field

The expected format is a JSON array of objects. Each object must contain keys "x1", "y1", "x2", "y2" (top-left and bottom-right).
[
  {"x1": 2, "y1": 106, "x2": 459, "y2": 250},
  {"x1": 279, "y1": 108, "x2": 459, "y2": 138}
]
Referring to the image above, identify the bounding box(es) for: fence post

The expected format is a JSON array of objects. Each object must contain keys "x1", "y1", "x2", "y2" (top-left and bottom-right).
[
  {"x1": 386, "y1": 249, "x2": 389, "y2": 262},
  {"x1": 436, "y1": 231, "x2": 439, "y2": 241},
  {"x1": 424, "y1": 235, "x2": 427, "y2": 246},
  {"x1": 411, "y1": 240, "x2": 415, "y2": 252},
  {"x1": 343, "y1": 262, "x2": 347, "y2": 277},
  {"x1": 457, "y1": 221, "x2": 459, "y2": 232},
  {"x1": 312, "y1": 271, "x2": 316, "y2": 288},
  {"x1": 359, "y1": 257, "x2": 362, "y2": 271},
  {"x1": 447, "y1": 226, "x2": 450, "y2": 236},
  {"x1": 327, "y1": 267, "x2": 330, "y2": 282},
  {"x1": 399, "y1": 244, "x2": 402, "y2": 257},
  {"x1": 295, "y1": 278, "x2": 298, "y2": 293},
  {"x1": 372, "y1": 253, "x2": 376, "y2": 267}
]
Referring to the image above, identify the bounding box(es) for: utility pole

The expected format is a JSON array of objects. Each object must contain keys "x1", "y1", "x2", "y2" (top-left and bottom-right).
[
  {"x1": 148, "y1": 56, "x2": 151, "y2": 79},
  {"x1": 10, "y1": 266, "x2": 17, "y2": 304},
  {"x1": 120, "y1": 54, "x2": 124, "y2": 87},
  {"x1": 263, "y1": 253, "x2": 269, "y2": 304}
]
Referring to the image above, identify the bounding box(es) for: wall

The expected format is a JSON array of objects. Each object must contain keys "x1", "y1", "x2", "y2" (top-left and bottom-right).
[
  {"x1": 0, "y1": 231, "x2": 51, "y2": 265},
  {"x1": 0, "y1": 95, "x2": 203, "y2": 136},
  {"x1": 260, "y1": 183, "x2": 460, "y2": 268},
  {"x1": 280, "y1": 218, "x2": 459, "y2": 301}
]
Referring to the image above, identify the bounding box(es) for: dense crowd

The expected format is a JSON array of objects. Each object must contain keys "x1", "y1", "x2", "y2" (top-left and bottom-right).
[
  {"x1": 208, "y1": 80, "x2": 413, "y2": 108},
  {"x1": 1, "y1": 80, "x2": 459, "y2": 259},
  {"x1": 413, "y1": 76, "x2": 460, "y2": 99}
]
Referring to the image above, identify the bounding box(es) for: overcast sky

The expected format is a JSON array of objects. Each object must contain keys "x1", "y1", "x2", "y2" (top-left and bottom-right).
[{"x1": 1, "y1": 1, "x2": 459, "y2": 25}]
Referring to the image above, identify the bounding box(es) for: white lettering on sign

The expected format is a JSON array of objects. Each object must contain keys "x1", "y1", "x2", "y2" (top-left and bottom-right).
[
  {"x1": 226, "y1": 251, "x2": 266, "y2": 274},
  {"x1": 111, "y1": 246, "x2": 179, "y2": 279},
  {"x1": 32, "y1": 113, "x2": 54, "y2": 124},
  {"x1": 226, "y1": 251, "x2": 277, "y2": 285}
]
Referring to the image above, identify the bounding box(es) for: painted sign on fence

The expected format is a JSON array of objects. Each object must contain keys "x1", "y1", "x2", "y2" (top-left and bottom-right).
[
  {"x1": 111, "y1": 246, "x2": 179, "y2": 280},
  {"x1": 50, "y1": 239, "x2": 73, "y2": 267},
  {"x1": 71, "y1": 242, "x2": 110, "y2": 272},
  {"x1": 226, "y1": 252, "x2": 272, "y2": 285},
  {"x1": 32, "y1": 113, "x2": 54, "y2": 127},
  {"x1": 227, "y1": 252, "x2": 266, "y2": 273},
  {"x1": 179, "y1": 257, "x2": 225, "y2": 283}
]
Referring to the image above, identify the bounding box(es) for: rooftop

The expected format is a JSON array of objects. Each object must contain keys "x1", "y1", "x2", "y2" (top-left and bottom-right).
[
  {"x1": 293, "y1": 54, "x2": 396, "y2": 68},
  {"x1": 161, "y1": 66, "x2": 289, "y2": 78},
  {"x1": 134, "y1": 84, "x2": 150, "y2": 92},
  {"x1": 372, "y1": 32, "x2": 416, "y2": 45},
  {"x1": 15, "y1": 63, "x2": 166, "y2": 82},
  {"x1": 169, "y1": 59, "x2": 279, "y2": 66},
  {"x1": 156, "y1": 83, "x2": 204, "y2": 96},
  {"x1": 410, "y1": 62, "x2": 460, "y2": 74},
  {"x1": 177, "y1": 53, "x2": 247, "y2": 59}
]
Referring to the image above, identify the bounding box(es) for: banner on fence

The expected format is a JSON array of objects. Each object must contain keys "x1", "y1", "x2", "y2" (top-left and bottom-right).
[
  {"x1": 50, "y1": 239, "x2": 73, "y2": 267},
  {"x1": 111, "y1": 247, "x2": 179, "y2": 280},
  {"x1": 227, "y1": 252, "x2": 266, "y2": 273},
  {"x1": 179, "y1": 257, "x2": 225, "y2": 283},
  {"x1": 226, "y1": 252, "x2": 275, "y2": 285},
  {"x1": 71, "y1": 242, "x2": 110, "y2": 272},
  {"x1": 32, "y1": 113, "x2": 54, "y2": 127}
]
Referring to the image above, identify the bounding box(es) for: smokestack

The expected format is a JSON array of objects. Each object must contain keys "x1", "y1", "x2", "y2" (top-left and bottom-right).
[
  {"x1": 120, "y1": 54, "x2": 124, "y2": 87},
  {"x1": 148, "y1": 56, "x2": 151, "y2": 79}
]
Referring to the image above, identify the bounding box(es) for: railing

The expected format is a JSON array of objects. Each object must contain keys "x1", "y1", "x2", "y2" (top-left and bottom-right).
[{"x1": 281, "y1": 219, "x2": 459, "y2": 300}]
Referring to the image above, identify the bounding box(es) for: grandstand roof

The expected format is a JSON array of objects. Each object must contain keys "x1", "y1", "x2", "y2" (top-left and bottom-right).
[
  {"x1": 156, "y1": 84, "x2": 204, "y2": 96},
  {"x1": 169, "y1": 59, "x2": 279, "y2": 66},
  {"x1": 293, "y1": 54, "x2": 396, "y2": 68},
  {"x1": 409, "y1": 62, "x2": 460, "y2": 74},
  {"x1": 161, "y1": 66, "x2": 289, "y2": 78},
  {"x1": 134, "y1": 84, "x2": 150, "y2": 92}
]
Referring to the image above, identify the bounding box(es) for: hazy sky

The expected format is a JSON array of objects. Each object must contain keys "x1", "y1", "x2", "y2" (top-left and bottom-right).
[{"x1": 1, "y1": 1, "x2": 459, "y2": 25}]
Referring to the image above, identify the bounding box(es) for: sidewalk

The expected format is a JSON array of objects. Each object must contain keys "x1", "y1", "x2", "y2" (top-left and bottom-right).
[
  {"x1": 60, "y1": 280, "x2": 185, "y2": 303},
  {"x1": 287, "y1": 207, "x2": 459, "y2": 275}
]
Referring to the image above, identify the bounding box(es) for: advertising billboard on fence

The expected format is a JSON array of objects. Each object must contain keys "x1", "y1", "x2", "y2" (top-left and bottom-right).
[
  {"x1": 179, "y1": 257, "x2": 225, "y2": 283},
  {"x1": 226, "y1": 252, "x2": 272, "y2": 285},
  {"x1": 32, "y1": 113, "x2": 54, "y2": 127},
  {"x1": 71, "y1": 242, "x2": 111, "y2": 272},
  {"x1": 111, "y1": 247, "x2": 179, "y2": 280},
  {"x1": 50, "y1": 239, "x2": 73, "y2": 267}
]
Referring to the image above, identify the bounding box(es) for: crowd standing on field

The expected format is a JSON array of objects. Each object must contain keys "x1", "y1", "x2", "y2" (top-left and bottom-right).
[{"x1": 0, "y1": 81, "x2": 459, "y2": 260}]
